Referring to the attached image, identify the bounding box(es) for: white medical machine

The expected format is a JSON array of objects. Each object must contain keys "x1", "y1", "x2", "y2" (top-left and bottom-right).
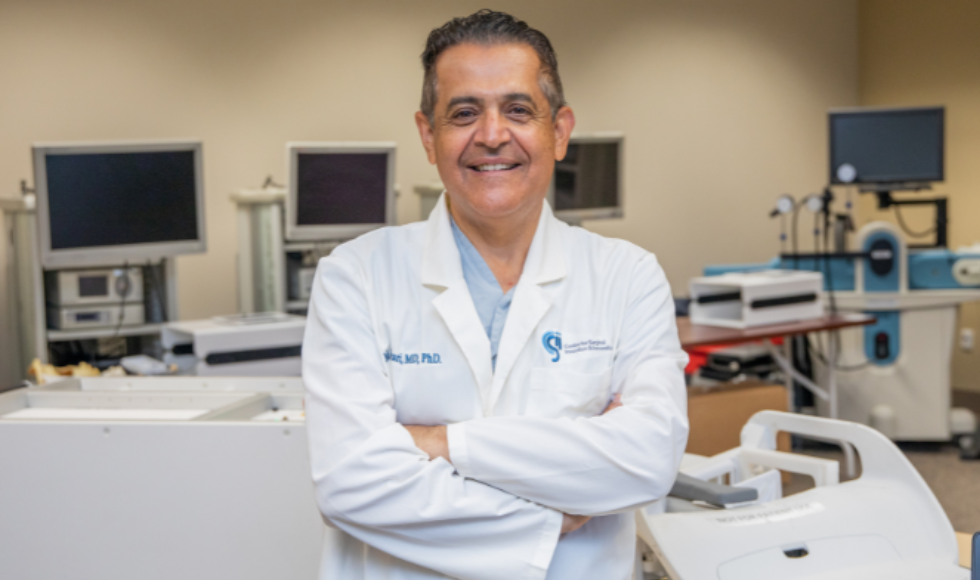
[
  {"x1": 689, "y1": 270, "x2": 824, "y2": 329},
  {"x1": 706, "y1": 107, "x2": 980, "y2": 445},
  {"x1": 0, "y1": 377, "x2": 322, "y2": 580},
  {"x1": 45, "y1": 267, "x2": 146, "y2": 329},
  {"x1": 234, "y1": 142, "x2": 397, "y2": 316},
  {"x1": 809, "y1": 221, "x2": 980, "y2": 442},
  {"x1": 639, "y1": 411, "x2": 966, "y2": 580},
  {"x1": 3, "y1": 140, "x2": 205, "y2": 375},
  {"x1": 162, "y1": 313, "x2": 306, "y2": 376}
]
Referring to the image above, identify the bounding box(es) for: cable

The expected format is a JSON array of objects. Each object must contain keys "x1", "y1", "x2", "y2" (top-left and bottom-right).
[
  {"x1": 145, "y1": 259, "x2": 169, "y2": 322},
  {"x1": 779, "y1": 214, "x2": 787, "y2": 256},
  {"x1": 822, "y1": 188, "x2": 837, "y2": 315},
  {"x1": 791, "y1": 201, "x2": 801, "y2": 270},
  {"x1": 893, "y1": 204, "x2": 935, "y2": 238},
  {"x1": 812, "y1": 212, "x2": 820, "y2": 258},
  {"x1": 112, "y1": 261, "x2": 129, "y2": 339}
]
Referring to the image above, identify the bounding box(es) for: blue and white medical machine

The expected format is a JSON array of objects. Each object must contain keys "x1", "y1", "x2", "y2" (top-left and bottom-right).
[{"x1": 707, "y1": 106, "x2": 980, "y2": 445}]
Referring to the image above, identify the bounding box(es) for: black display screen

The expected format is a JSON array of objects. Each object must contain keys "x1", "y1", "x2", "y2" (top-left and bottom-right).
[
  {"x1": 554, "y1": 142, "x2": 619, "y2": 211},
  {"x1": 829, "y1": 107, "x2": 944, "y2": 185},
  {"x1": 45, "y1": 151, "x2": 199, "y2": 250},
  {"x1": 296, "y1": 153, "x2": 388, "y2": 225},
  {"x1": 78, "y1": 275, "x2": 108, "y2": 297}
]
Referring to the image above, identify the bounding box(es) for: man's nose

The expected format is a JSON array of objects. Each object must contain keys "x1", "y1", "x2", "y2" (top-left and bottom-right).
[{"x1": 474, "y1": 110, "x2": 510, "y2": 150}]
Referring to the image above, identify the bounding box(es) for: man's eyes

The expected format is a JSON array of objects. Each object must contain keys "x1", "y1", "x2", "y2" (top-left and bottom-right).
[
  {"x1": 447, "y1": 105, "x2": 535, "y2": 122},
  {"x1": 450, "y1": 109, "x2": 478, "y2": 123}
]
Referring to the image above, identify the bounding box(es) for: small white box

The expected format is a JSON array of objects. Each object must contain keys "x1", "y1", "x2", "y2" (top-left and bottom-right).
[
  {"x1": 162, "y1": 314, "x2": 306, "y2": 376},
  {"x1": 48, "y1": 303, "x2": 145, "y2": 329},
  {"x1": 689, "y1": 270, "x2": 824, "y2": 328}
]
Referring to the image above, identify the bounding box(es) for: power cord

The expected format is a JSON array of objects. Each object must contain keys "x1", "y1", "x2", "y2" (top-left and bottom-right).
[
  {"x1": 112, "y1": 261, "x2": 130, "y2": 339},
  {"x1": 892, "y1": 203, "x2": 936, "y2": 238},
  {"x1": 145, "y1": 259, "x2": 168, "y2": 322}
]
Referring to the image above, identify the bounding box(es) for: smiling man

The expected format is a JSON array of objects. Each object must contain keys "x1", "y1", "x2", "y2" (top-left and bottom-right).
[{"x1": 302, "y1": 10, "x2": 689, "y2": 580}]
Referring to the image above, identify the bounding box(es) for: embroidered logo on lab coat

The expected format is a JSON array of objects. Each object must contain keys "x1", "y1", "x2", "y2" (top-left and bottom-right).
[{"x1": 542, "y1": 331, "x2": 563, "y2": 362}]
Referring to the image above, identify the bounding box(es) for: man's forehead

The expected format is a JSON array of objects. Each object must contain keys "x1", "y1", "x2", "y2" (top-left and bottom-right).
[{"x1": 434, "y1": 43, "x2": 545, "y2": 102}]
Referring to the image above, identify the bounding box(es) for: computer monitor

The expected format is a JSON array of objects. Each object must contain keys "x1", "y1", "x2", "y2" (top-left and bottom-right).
[
  {"x1": 829, "y1": 106, "x2": 944, "y2": 186},
  {"x1": 551, "y1": 133, "x2": 623, "y2": 223},
  {"x1": 33, "y1": 140, "x2": 207, "y2": 269},
  {"x1": 285, "y1": 142, "x2": 396, "y2": 241}
]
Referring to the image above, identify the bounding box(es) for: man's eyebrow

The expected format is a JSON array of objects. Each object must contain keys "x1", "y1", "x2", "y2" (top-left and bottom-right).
[
  {"x1": 504, "y1": 92, "x2": 535, "y2": 104},
  {"x1": 447, "y1": 96, "x2": 483, "y2": 109}
]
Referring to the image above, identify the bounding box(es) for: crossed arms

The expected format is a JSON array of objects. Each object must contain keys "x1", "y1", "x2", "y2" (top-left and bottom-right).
[
  {"x1": 402, "y1": 394, "x2": 622, "y2": 535},
  {"x1": 302, "y1": 249, "x2": 688, "y2": 580}
]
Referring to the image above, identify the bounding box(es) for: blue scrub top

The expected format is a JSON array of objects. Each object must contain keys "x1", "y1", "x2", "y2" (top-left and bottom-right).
[{"x1": 450, "y1": 216, "x2": 514, "y2": 371}]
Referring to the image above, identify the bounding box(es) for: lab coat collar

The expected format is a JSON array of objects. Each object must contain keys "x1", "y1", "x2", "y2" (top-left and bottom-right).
[
  {"x1": 421, "y1": 193, "x2": 567, "y2": 414},
  {"x1": 420, "y1": 193, "x2": 566, "y2": 288}
]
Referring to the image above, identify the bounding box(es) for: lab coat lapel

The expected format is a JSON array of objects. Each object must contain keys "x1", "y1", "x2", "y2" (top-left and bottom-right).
[
  {"x1": 487, "y1": 203, "x2": 567, "y2": 412},
  {"x1": 421, "y1": 195, "x2": 494, "y2": 408}
]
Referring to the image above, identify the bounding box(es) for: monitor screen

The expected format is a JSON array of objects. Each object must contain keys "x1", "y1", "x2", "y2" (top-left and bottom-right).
[
  {"x1": 45, "y1": 151, "x2": 199, "y2": 250},
  {"x1": 829, "y1": 107, "x2": 944, "y2": 185},
  {"x1": 554, "y1": 140, "x2": 620, "y2": 212},
  {"x1": 285, "y1": 142, "x2": 396, "y2": 241},
  {"x1": 295, "y1": 153, "x2": 388, "y2": 226}
]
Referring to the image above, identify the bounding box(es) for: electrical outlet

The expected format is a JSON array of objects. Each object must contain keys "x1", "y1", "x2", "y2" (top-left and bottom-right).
[{"x1": 961, "y1": 328, "x2": 975, "y2": 353}]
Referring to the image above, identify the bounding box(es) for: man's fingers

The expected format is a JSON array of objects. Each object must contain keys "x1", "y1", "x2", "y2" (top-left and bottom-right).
[
  {"x1": 561, "y1": 513, "x2": 592, "y2": 534},
  {"x1": 402, "y1": 424, "x2": 451, "y2": 463},
  {"x1": 602, "y1": 393, "x2": 623, "y2": 414}
]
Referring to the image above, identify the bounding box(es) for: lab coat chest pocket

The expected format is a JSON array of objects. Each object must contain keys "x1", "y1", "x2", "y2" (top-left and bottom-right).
[{"x1": 525, "y1": 367, "x2": 613, "y2": 418}]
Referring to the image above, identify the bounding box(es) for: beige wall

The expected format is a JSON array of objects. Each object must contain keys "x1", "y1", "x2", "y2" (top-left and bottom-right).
[
  {"x1": 858, "y1": 0, "x2": 980, "y2": 392},
  {"x1": 0, "y1": 0, "x2": 858, "y2": 382}
]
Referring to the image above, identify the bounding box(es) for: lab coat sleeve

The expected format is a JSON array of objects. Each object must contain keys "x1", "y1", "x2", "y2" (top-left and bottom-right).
[
  {"x1": 447, "y1": 253, "x2": 689, "y2": 516},
  {"x1": 303, "y1": 250, "x2": 563, "y2": 580}
]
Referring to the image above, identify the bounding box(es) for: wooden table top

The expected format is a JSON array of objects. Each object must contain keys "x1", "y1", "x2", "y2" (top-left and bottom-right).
[{"x1": 677, "y1": 313, "x2": 876, "y2": 349}]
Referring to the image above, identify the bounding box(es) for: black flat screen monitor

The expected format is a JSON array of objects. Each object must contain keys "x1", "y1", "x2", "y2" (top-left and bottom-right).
[
  {"x1": 33, "y1": 141, "x2": 206, "y2": 268},
  {"x1": 552, "y1": 134, "x2": 623, "y2": 222},
  {"x1": 829, "y1": 106, "x2": 944, "y2": 186},
  {"x1": 285, "y1": 142, "x2": 396, "y2": 241}
]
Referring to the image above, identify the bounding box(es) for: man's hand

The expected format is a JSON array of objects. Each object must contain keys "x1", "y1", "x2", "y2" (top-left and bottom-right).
[
  {"x1": 405, "y1": 396, "x2": 618, "y2": 530},
  {"x1": 404, "y1": 425, "x2": 451, "y2": 463},
  {"x1": 602, "y1": 393, "x2": 623, "y2": 414},
  {"x1": 554, "y1": 394, "x2": 620, "y2": 535},
  {"x1": 561, "y1": 513, "x2": 591, "y2": 534}
]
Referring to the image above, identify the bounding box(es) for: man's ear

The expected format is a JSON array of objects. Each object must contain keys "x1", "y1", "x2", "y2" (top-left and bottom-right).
[
  {"x1": 553, "y1": 106, "x2": 576, "y2": 161},
  {"x1": 415, "y1": 111, "x2": 438, "y2": 165}
]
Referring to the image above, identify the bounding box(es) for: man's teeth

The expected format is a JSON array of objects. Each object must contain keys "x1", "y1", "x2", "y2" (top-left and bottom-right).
[{"x1": 474, "y1": 163, "x2": 517, "y2": 171}]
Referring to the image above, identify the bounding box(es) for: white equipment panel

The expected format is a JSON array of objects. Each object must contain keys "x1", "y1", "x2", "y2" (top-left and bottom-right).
[{"x1": 0, "y1": 378, "x2": 322, "y2": 580}]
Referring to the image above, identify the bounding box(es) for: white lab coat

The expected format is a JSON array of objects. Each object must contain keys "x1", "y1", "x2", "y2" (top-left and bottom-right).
[{"x1": 303, "y1": 194, "x2": 689, "y2": 580}]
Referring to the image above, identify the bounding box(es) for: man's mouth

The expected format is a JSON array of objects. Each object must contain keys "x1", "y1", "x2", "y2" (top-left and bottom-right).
[{"x1": 471, "y1": 163, "x2": 519, "y2": 172}]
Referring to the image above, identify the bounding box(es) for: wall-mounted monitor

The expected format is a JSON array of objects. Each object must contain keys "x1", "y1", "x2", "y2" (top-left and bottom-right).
[
  {"x1": 285, "y1": 142, "x2": 396, "y2": 241},
  {"x1": 551, "y1": 133, "x2": 623, "y2": 223},
  {"x1": 829, "y1": 106, "x2": 944, "y2": 186},
  {"x1": 33, "y1": 140, "x2": 207, "y2": 269}
]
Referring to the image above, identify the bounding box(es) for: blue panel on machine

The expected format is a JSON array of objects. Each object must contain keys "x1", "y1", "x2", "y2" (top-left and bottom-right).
[
  {"x1": 909, "y1": 250, "x2": 980, "y2": 289},
  {"x1": 703, "y1": 259, "x2": 780, "y2": 277},
  {"x1": 862, "y1": 231, "x2": 900, "y2": 292},
  {"x1": 864, "y1": 311, "x2": 900, "y2": 366}
]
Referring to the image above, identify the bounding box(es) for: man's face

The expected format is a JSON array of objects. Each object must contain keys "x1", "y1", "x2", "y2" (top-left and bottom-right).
[{"x1": 416, "y1": 43, "x2": 575, "y2": 224}]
